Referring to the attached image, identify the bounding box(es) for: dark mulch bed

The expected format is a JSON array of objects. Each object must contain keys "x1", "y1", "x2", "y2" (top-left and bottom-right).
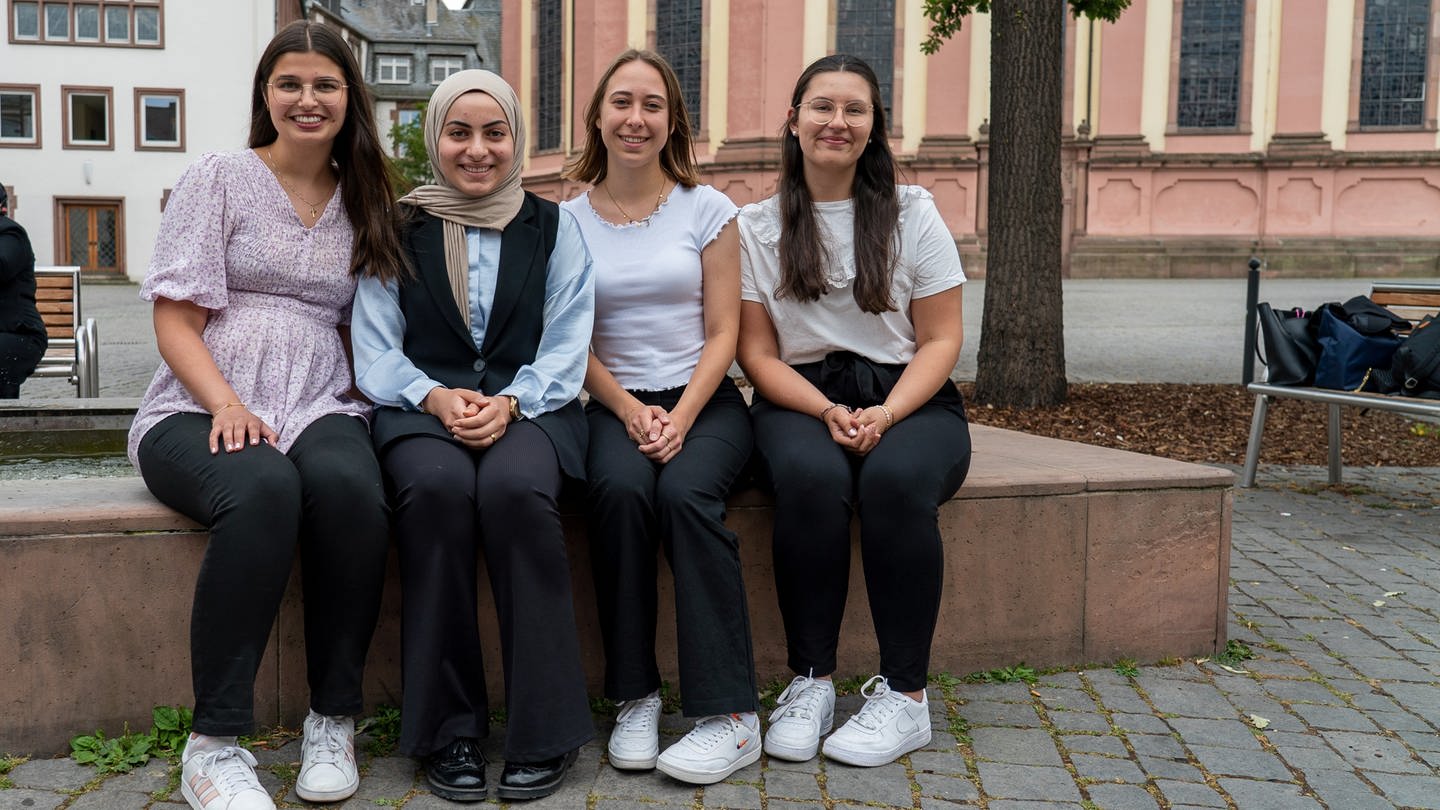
[{"x1": 959, "y1": 383, "x2": 1440, "y2": 468}]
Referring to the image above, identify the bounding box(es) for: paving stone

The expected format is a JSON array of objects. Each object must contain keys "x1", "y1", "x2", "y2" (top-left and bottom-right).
[
  {"x1": 1187, "y1": 745, "x2": 1291, "y2": 780},
  {"x1": 0, "y1": 791, "x2": 66, "y2": 810},
  {"x1": 1034, "y1": 687, "x2": 1097, "y2": 713},
  {"x1": 1366, "y1": 709, "x2": 1437, "y2": 733},
  {"x1": 94, "y1": 758, "x2": 173, "y2": 794},
  {"x1": 763, "y1": 802, "x2": 824, "y2": 810},
  {"x1": 593, "y1": 765, "x2": 698, "y2": 802},
  {"x1": 958, "y1": 700, "x2": 1043, "y2": 727},
  {"x1": 909, "y1": 750, "x2": 968, "y2": 775},
  {"x1": 1154, "y1": 779, "x2": 1227, "y2": 807},
  {"x1": 975, "y1": 763, "x2": 1080, "y2": 802},
  {"x1": 1365, "y1": 772, "x2": 1440, "y2": 809},
  {"x1": 8, "y1": 759, "x2": 97, "y2": 792},
  {"x1": 1271, "y1": 740, "x2": 1349, "y2": 774},
  {"x1": 1136, "y1": 755, "x2": 1205, "y2": 783},
  {"x1": 351, "y1": 756, "x2": 418, "y2": 800},
  {"x1": 1049, "y1": 711, "x2": 1112, "y2": 733},
  {"x1": 1167, "y1": 718, "x2": 1263, "y2": 750},
  {"x1": 1288, "y1": 703, "x2": 1377, "y2": 731},
  {"x1": 1320, "y1": 729, "x2": 1433, "y2": 774},
  {"x1": 915, "y1": 772, "x2": 980, "y2": 802},
  {"x1": 1396, "y1": 729, "x2": 1440, "y2": 751},
  {"x1": 1301, "y1": 771, "x2": 1396, "y2": 810},
  {"x1": 1217, "y1": 778, "x2": 1322, "y2": 810},
  {"x1": 1125, "y1": 733, "x2": 1186, "y2": 760},
  {"x1": 1261, "y1": 680, "x2": 1345, "y2": 705},
  {"x1": 821, "y1": 762, "x2": 912, "y2": 807},
  {"x1": 1134, "y1": 677, "x2": 1235, "y2": 718},
  {"x1": 1244, "y1": 660, "x2": 1311, "y2": 678},
  {"x1": 760, "y1": 768, "x2": 821, "y2": 802},
  {"x1": 955, "y1": 682, "x2": 1034, "y2": 703},
  {"x1": 987, "y1": 802, "x2": 1084, "y2": 810},
  {"x1": 1069, "y1": 752, "x2": 1145, "y2": 783},
  {"x1": 65, "y1": 793, "x2": 149, "y2": 810},
  {"x1": 969, "y1": 728, "x2": 1062, "y2": 766},
  {"x1": 701, "y1": 781, "x2": 761, "y2": 809},
  {"x1": 1349, "y1": 656, "x2": 1437, "y2": 682},
  {"x1": 1109, "y1": 712, "x2": 1170, "y2": 734},
  {"x1": 1059, "y1": 733, "x2": 1128, "y2": 757},
  {"x1": 1084, "y1": 783, "x2": 1160, "y2": 810},
  {"x1": 926, "y1": 730, "x2": 962, "y2": 751}
]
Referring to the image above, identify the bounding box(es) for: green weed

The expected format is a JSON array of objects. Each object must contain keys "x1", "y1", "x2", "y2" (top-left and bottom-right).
[
  {"x1": 964, "y1": 664, "x2": 1038, "y2": 685},
  {"x1": 358, "y1": 705, "x2": 402, "y2": 758},
  {"x1": 70, "y1": 705, "x2": 193, "y2": 774},
  {"x1": 1215, "y1": 639, "x2": 1257, "y2": 667},
  {"x1": 1112, "y1": 659, "x2": 1140, "y2": 678}
]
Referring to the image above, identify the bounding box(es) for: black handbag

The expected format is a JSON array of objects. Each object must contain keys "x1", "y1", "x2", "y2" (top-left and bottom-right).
[
  {"x1": 1377, "y1": 316, "x2": 1440, "y2": 399},
  {"x1": 1256, "y1": 303, "x2": 1319, "y2": 386}
]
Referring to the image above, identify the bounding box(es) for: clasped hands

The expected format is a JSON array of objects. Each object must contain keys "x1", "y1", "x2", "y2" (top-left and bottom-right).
[
  {"x1": 822, "y1": 404, "x2": 891, "y2": 456},
  {"x1": 424, "y1": 387, "x2": 513, "y2": 449},
  {"x1": 625, "y1": 404, "x2": 686, "y2": 464}
]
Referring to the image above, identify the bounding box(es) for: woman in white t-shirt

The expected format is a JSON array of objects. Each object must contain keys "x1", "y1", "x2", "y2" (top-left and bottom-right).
[
  {"x1": 736, "y1": 54, "x2": 972, "y2": 769},
  {"x1": 560, "y1": 49, "x2": 759, "y2": 786}
]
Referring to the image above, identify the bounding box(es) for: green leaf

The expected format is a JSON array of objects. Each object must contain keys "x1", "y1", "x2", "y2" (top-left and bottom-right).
[{"x1": 153, "y1": 706, "x2": 181, "y2": 731}]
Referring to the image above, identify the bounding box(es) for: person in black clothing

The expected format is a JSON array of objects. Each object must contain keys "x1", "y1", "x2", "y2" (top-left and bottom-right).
[{"x1": 0, "y1": 185, "x2": 48, "y2": 398}]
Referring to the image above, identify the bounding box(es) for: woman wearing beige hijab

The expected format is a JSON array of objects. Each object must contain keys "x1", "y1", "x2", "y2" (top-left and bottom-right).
[{"x1": 351, "y1": 70, "x2": 595, "y2": 803}]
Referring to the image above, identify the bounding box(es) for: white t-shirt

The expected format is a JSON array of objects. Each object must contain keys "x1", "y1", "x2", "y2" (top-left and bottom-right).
[
  {"x1": 563, "y1": 183, "x2": 738, "y2": 391},
  {"x1": 738, "y1": 185, "x2": 965, "y2": 365}
]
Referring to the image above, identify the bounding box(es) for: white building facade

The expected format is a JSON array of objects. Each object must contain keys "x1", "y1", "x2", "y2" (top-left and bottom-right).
[{"x1": 2, "y1": 1, "x2": 280, "y2": 281}]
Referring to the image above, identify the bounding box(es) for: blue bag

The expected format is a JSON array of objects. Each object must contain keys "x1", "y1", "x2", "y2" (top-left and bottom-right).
[{"x1": 1314, "y1": 306, "x2": 1401, "y2": 391}]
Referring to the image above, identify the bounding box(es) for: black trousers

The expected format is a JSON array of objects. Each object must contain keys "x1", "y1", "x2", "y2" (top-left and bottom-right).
[
  {"x1": 381, "y1": 422, "x2": 594, "y2": 761},
  {"x1": 750, "y1": 396, "x2": 971, "y2": 693},
  {"x1": 585, "y1": 378, "x2": 758, "y2": 716},
  {"x1": 0, "y1": 332, "x2": 45, "y2": 398},
  {"x1": 137, "y1": 412, "x2": 390, "y2": 735}
]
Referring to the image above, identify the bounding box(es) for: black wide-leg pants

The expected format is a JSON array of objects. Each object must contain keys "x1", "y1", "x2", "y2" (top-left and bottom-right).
[
  {"x1": 585, "y1": 379, "x2": 758, "y2": 716},
  {"x1": 750, "y1": 396, "x2": 971, "y2": 693},
  {"x1": 382, "y1": 422, "x2": 594, "y2": 761},
  {"x1": 137, "y1": 412, "x2": 390, "y2": 735}
]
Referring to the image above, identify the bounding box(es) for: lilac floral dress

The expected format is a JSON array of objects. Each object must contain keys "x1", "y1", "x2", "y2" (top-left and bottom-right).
[{"x1": 127, "y1": 149, "x2": 370, "y2": 468}]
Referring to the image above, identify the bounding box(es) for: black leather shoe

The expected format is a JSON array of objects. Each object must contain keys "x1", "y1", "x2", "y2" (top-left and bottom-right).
[
  {"x1": 425, "y1": 737, "x2": 488, "y2": 802},
  {"x1": 496, "y1": 747, "x2": 580, "y2": 800}
]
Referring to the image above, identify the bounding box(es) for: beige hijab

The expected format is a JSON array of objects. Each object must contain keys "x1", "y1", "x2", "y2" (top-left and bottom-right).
[{"x1": 399, "y1": 70, "x2": 527, "y2": 329}]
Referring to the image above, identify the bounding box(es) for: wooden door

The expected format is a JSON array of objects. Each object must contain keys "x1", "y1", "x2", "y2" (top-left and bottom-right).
[{"x1": 59, "y1": 202, "x2": 122, "y2": 275}]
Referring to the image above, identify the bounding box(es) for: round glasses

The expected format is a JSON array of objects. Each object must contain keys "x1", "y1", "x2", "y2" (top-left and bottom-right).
[
  {"x1": 268, "y1": 79, "x2": 348, "y2": 104},
  {"x1": 799, "y1": 99, "x2": 873, "y2": 127}
]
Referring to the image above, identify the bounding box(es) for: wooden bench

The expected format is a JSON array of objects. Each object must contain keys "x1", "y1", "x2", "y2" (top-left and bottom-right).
[
  {"x1": 30, "y1": 266, "x2": 100, "y2": 397},
  {"x1": 0, "y1": 425, "x2": 1233, "y2": 755},
  {"x1": 1241, "y1": 281, "x2": 1440, "y2": 487}
]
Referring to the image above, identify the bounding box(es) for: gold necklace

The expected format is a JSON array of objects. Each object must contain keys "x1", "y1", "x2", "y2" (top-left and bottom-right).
[
  {"x1": 603, "y1": 178, "x2": 667, "y2": 224},
  {"x1": 265, "y1": 148, "x2": 327, "y2": 222}
]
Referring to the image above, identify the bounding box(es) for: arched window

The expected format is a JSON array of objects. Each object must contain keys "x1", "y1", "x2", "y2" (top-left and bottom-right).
[
  {"x1": 1358, "y1": 0, "x2": 1431, "y2": 127},
  {"x1": 656, "y1": 0, "x2": 703, "y2": 130},
  {"x1": 835, "y1": 0, "x2": 895, "y2": 130}
]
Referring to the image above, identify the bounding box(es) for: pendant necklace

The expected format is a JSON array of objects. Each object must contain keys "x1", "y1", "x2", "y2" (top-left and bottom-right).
[
  {"x1": 604, "y1": 178, "x2": 667, "y2": 225},
  {"x1": 265, "y1": 148, "x2": 327, "y2": 223}
]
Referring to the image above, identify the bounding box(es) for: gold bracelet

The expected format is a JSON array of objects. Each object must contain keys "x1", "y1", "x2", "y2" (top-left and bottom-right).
[
  {"x1": 878, "y1": 404, "x2": 894, "y2": 429},
  {"x1": 819, "y1": 402, "x2": 842, "y2": 420},
  {"x1": 212, "y1": 402, "x2": 245, "y2": 417}
]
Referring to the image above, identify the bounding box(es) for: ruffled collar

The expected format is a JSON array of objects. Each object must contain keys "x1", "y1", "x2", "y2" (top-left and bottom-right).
[
  {"x1": 578, "y1": 185, "x2": 679, "y2": 230},
  {"x1": 742, "y1": 186, "x2": 933, "y2": 290}
]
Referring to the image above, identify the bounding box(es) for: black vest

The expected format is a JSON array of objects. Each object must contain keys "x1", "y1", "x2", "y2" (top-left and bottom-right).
[
  {"x1": 370, "y1": 193, "x2": 587, "y2": 480},
  {"x1": 0, "y1": 215, "x2": 46, "y2": 339}
]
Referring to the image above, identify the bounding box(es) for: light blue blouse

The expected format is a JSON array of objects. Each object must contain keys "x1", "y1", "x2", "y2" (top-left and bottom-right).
[{"x1": 351, "y1": 210, "x2": 594, "y2": 418}]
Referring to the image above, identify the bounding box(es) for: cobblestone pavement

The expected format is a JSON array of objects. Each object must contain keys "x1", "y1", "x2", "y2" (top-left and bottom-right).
[{"x1": 4, "y1": 466, "x2": 1439, "y2": 808}]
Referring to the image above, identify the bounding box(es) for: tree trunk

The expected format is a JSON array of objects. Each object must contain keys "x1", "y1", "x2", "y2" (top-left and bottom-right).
[{"x1": 972, "y1": 0, "x2": 1068, "y2": 407}]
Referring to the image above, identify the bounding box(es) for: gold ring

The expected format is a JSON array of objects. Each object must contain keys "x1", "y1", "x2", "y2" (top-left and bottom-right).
[{"x1": 490, "y1": 433, "x2": 498, "y2": 442}]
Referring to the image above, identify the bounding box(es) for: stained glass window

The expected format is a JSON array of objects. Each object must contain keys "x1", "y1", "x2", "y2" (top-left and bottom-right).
[{"x1": 1359, "y1": 0, "x2": 1431, "y2": 127}]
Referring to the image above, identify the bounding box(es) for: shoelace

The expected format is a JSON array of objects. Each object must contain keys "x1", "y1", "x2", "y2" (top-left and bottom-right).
[
  {"x1": 199, "y1": 747, "x2": 263, "y2": 796},
  {"x1": 768, "y1": 675, "x2": 828, "y2": 723},
  {"x1": 681, "y1": 715, "x2": 741, "y2": 751},
  {"x1": 848, "y1": 675, "x2": 905, "y2": 731},
  {"x1": 614, "y1": 694, "x2": 661, "y2": 734},
  {"x1": 305, "y1": 715, "x2": 348, "y2": 766}
]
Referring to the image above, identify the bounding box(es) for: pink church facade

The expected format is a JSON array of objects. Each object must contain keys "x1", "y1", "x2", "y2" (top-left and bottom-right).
[{"x1": 496, "y1": 0, "x2": 1440, "y2": 278}]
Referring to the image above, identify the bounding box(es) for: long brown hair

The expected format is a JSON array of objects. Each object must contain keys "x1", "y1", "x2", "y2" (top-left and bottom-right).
[
  {"x1": 249, "y1": 21, "x2": 407, "y2": 283},
  {"x1": 563, "y1": 49, "x2": 700, "y2": 187},
  {"x1": 777, "y1": 54, "x2": 899, "y2": 314}
]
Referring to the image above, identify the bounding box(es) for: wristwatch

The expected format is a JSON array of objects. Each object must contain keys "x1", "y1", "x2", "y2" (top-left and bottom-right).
[{"x1": 505, "y1": 394, "x2": 523, "y2": 421}]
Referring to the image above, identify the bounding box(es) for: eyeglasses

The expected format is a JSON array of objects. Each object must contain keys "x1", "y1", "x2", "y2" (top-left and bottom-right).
[
  {"x1": 799, "y1": 99, "x2": 873, "y2": 127},
  {"x1": 268, "y1": 79, "x2": 348, "y2": 104}
]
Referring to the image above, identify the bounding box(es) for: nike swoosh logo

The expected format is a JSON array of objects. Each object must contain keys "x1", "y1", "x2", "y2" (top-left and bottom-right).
[{"x1": 896, "y1": 713, "x2": 920, "y2": 735}]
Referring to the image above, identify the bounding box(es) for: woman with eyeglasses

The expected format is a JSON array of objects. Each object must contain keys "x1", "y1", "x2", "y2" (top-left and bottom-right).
[
  {"x1": 351, "y1": 70, "x2": 595, "y2": 803},
  {"x1": 736, "y1": 54, "x2": 971, "y2": 768},
  {"x1": 128, "y1": 21, "x2": 404, "y2": 810},
  {"x1": 559, "y1": 49, "x2": 759, "y2": 785}
]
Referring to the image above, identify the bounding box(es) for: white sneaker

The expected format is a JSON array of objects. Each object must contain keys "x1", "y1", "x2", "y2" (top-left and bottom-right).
[
  {"x1": 295, "y1": 711, "x2": 359, "y2": 802},
  {"x1": 656, "y1": 714, "x2": 761, "y2": 785},
  {"x1": 607, "y1": 691, "x2": 662, "y2": 770},
  {"x1": 181, "y1": 745, "x2": 276, "y2": 810},
  {"x1": 763, "y1": 675, "x2": 835, "y2": 761},
  {"x1": 821, "y1": 675, "x2": 931, "y2": 767}
]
